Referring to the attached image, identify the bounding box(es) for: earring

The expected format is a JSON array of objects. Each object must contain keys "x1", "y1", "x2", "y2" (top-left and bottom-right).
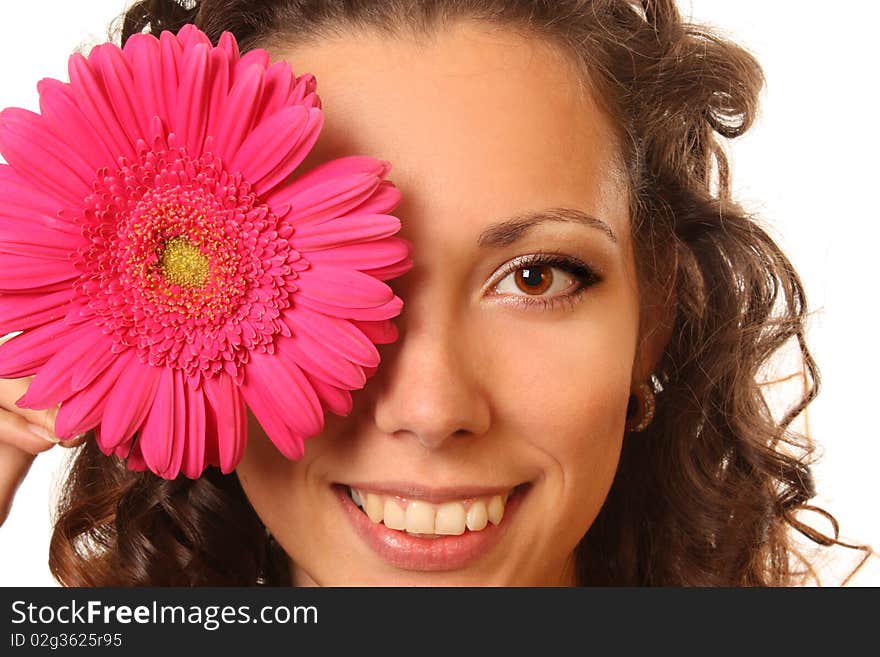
[{"x1": 625, "y1": 381, "x2": 656, "y2": 432}]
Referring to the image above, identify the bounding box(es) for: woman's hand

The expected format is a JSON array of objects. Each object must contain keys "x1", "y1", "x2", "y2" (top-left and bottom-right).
[{"x1": 0, "y1": 334, "x2": 87, "y2": 527}]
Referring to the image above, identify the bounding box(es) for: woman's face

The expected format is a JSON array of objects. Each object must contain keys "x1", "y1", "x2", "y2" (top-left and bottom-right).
[{"x1": 237, "y1": 21, "x2": 656, "y2": 585}]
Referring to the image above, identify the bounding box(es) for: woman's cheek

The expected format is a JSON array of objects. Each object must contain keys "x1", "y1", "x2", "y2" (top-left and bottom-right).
[
  {"x1": 490, "y1": 312, "x2": 634, "y2": 528},
  {"x1": 490, "y1": 308, "x2": 635, "y2": 440},
  {"x1": 237, "y1": 413, "x2": 311, "y2": 537}
]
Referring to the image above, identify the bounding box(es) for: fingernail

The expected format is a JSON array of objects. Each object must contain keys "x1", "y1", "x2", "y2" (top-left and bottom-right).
[
  {"x1": 59, "y1": 431, "x2": 90, "y2": 448},
  {"x1": 27, "y1": 423, "x2": 61, "y2": 443}
]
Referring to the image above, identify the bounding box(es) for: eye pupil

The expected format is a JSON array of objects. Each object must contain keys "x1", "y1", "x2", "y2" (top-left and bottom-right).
[{"x1": 515, "y1": 266, "x2": 552, "y2": 294}]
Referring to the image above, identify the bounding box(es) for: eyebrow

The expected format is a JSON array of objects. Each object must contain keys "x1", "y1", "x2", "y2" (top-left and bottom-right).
[{"x1": 476, "y1": 207, "x2": 619, "y2": 248}]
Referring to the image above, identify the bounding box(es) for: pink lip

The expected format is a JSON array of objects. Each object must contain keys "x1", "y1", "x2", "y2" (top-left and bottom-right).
[{"x1": 334, "y1": 483, "x2": 528, "y2": 572}]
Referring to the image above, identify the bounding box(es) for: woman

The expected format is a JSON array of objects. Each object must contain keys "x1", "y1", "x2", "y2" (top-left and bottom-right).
[{"x1": 0, "y1": 0, "x2": 864, "y2": 585}]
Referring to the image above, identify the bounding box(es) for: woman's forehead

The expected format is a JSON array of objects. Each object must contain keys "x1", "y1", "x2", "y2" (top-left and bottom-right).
[{"x1": 277, "y1": 20, "x2": 629, "y2": 241}]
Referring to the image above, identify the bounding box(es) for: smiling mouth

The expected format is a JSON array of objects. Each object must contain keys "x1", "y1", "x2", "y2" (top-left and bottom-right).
[{"x1": 337, "y1": 483, "x2": 529, "y2": 538}]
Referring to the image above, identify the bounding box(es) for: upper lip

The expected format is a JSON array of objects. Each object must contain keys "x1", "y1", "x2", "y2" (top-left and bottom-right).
[{"x1": 339, "y1": 481, "x2": 522, "y2": 503}]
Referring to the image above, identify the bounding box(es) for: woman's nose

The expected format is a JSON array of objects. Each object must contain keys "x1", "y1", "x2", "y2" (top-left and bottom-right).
[{"x1": 369, "y1": 315, "x2": 491, "y2": 451}]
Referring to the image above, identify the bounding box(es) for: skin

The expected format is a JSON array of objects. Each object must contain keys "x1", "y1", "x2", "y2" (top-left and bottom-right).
[
  {"x1": 236, "y1": 20, "x2": 670, "y2": 586},
  {"x1": 0, "y1": 331, "x2": 87, "y2": 529}
]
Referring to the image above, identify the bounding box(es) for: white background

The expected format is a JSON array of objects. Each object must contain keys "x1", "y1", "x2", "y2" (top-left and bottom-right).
[{"x1": 0, "y1": 1, "x2": 877, "y2": 585}]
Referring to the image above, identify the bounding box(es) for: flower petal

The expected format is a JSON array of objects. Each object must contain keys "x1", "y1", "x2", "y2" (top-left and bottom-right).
[
  {"x1": 0, "y1": 253, "x2": 78, "y2": 291},
  {"x1": 68, "y1": 50, "x2": 137, "y2": 162},
  {"x1": 54, "y1": 351, "x2": 130, "y2": 438},
  {"x1": 345, "y1": 180, "x2": 402, "y2": 217},
  {"x1": 16, "y1": 328, "x2": 111, "y2": 409},
  {"x1": 289, "y1": 72, "x2": 320, "y2": 109},
  {"x1": 294, "y1": 264, "x2": 394, "y2": 309},
  {"x1": 269, "y1": 172, "x2": 382, "y2": 228},
  {"x1": 0, "y1": 163, "x2": 69, "y2": 214},
  {"x1": 176, "y1": 23, "x2": 212, "y2": 49},
  {"x1": 351, "y1": 319, "x2": 400, "y2": 345},
  {"x1": 180, "y1": 382, "x2": 206, "y2": 479},
  {"x1": 203, "y1": 373, "x2": 247, "y2": 473},
  {"x1": 0, "y1": 217, "x2": 84, "y2": 254},
  {"x1": 246, "y1": 347, "x2": 324, "y2": 439},
  {"x1": 37, "y1": 78, "x2": 117, "y2": 172},
  {"x1": 233, "y1": 48, "x2": 269, "y2": 83},
  {"x1": 230, "y1": 105, "x2": 322, "y2": 194},
  {"x1": 216, "y1": 31, "x2": 240, "y2": 64},
  {"x1": 123, "y1": 33, "x2": 167, "y2": 129},
  {"x1": 167, "y1": 368, "x2": 188, "y2": 478},
  {"x1": 303, "y1": 237, "x2": 410, "y2": 271},
  {"x1": 0, "y1": 165, "x2": 81, "y2": 236},
  {"x1": 96, "y1": 425, "x2": 128, "y2": 463},
  {"x1": 291, "y1": 213, "x2": 401, "y2": 251},
  {"x1": 98, "y1": 356, "x2": 162, "y2": 453},
  {"x1": 124, "y1": 437, "x2": 148, "y2": 472},
  {"x1": 95, "y1": 43, "x2": 149, "y2": 145},
  {"x1": 302, "y1": 370, "x2": 354, "y2": 417},
  {"x1": 0, "y1": 108, "x2": 93, "y2": 205},
  {"x1": 135, "y1": 368, "x2": 190, "y2": 479},
  {"x1": 70, "y1": 334, "x2": 119, "y2": 391},
  {"x1": 251, "y1": 109, "x2": 323, "y2": 196},
  {"x1": 0, "y1": 208, "x2": 79, "y2": 240},
  {"x1": 240, "y1": 376, "x2": 306, "y2": 461},
  {"x1": 175, "y1": 42, "x2": 211, "y2": 155},
  {"x1": 214, "y1": 64, "x2": 264, "y2": 164},
  {"x1": 0, "y1": 320, "x2": 86, "y2": 379},
  {"x1": 0, "y1": 241, "x2": 74, "y2": 262},
  {"x1": 271, "y1": 162, "x2": 402, "y2": 221},
  {"x1": 279, "y1": 331, "x2": 366, "y2": 390},
  {"x1": 283, "y1": 305, "x2": 380, "y2": 368},
  {"x1": 159, "y1": 31, "x2": 183, "y2": 127},
  {"x1": 359, "y1": 257, "x2": 415, "y2": 282},
  {"x1": 138, "y1": 367, "x2": 176, "y2": 478},
  {"x1": 0, "y1": 288, "x2": 73, "y2": 334},
  {"x1": 255, "y1": 61, "x2": 295, "y2": 125},
  {"x1": 271, "y1": 155, "x2": 388, "y2": 194},
  {"x1": 204, "y1": 48, "x2": 231, "y2": 145},
  {"x1": 292, "y1": 291, "x2": 404, "y2": 321}
]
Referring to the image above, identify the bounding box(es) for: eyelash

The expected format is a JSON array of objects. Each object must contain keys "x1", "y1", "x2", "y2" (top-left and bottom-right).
[{"x1": 490, "y1": 249, "x2": 602, "y2": 311}]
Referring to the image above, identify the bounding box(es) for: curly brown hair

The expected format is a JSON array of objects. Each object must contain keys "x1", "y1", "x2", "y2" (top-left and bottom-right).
[{"x1": 48, "y1": 0, "x2": 865, "y2": 586}]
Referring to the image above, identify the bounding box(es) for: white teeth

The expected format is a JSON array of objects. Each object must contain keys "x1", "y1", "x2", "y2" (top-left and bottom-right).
[
  {"x1": 347, "y1": 486, "x2": 517, "y2": 534},
  {"x1": 487, "y1": 495, "x2": 505, "y2": 526},
  {"x1": 405, "y1": 501, "x2": 435, "y2": 534},
  {"x1": 465, "y1": 500, "x2": 488, "y2": 531},
  {"x1": 435, "y1": 502, "x2": 467, "y2": 535},
  {"x1": 364, "y1": 493, "x2": 384, "y2": 524},
  {"x1": 383, "y1": 498, "x2": 407, "y2": 530}
]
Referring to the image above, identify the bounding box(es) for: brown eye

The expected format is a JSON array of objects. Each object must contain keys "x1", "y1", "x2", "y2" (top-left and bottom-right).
[
  {"x1": 490, "y1": 253, "x2": 602, "y2": 311},
  {"x1": 514, "y1": 265, "x2": 553, "y2": 295},
  {"x1": 496, "y1": 264, "x2": 578, "y2": 299}
]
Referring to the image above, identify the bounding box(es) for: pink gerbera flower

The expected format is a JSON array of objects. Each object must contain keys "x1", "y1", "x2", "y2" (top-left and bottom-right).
[{"x1": 0, "y1": 25, "x2": 412, "y2": 479}]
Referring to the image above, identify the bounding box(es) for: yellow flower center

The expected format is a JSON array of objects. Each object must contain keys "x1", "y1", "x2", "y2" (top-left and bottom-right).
[{"x1": 159, "y1": 236, "x2": 209, "y2": 287}]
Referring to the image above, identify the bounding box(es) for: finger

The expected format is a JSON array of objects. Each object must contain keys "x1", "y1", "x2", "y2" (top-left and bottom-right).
[
  {"x1": 59, "y1": 432, "x2": 90, "y2": 449},
  {"x1": 0, "y1": 376, "x2": 60, "y2": 436},
  {"x1": 0, "y1": 441, "x2": 37, "y2": 527},
  {"x1": 0, "y1": 407, "x2": 59, "y2": 455},
  {"x1": 0, "y1": 332, "x2": 18, "y2": 346}
]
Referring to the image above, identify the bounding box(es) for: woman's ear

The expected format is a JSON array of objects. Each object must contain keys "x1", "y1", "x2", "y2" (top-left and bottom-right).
[{"x1": 631, "y1": 286, "x2": 676, "y2": 385}]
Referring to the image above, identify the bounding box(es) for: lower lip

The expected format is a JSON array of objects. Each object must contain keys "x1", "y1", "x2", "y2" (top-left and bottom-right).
[{"x1": 334, "y1": 483, "x2": 528, "y2": 572}]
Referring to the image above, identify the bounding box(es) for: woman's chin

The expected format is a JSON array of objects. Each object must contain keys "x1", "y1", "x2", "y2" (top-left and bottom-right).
[{"x1": 293, "y1": 566, "x2": 519, "y2": 587}]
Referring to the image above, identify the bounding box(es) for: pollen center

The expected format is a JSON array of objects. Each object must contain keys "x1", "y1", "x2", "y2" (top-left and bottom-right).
[{"x1": 158, "y1": 236, "x2": 209, "y2": 287}]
